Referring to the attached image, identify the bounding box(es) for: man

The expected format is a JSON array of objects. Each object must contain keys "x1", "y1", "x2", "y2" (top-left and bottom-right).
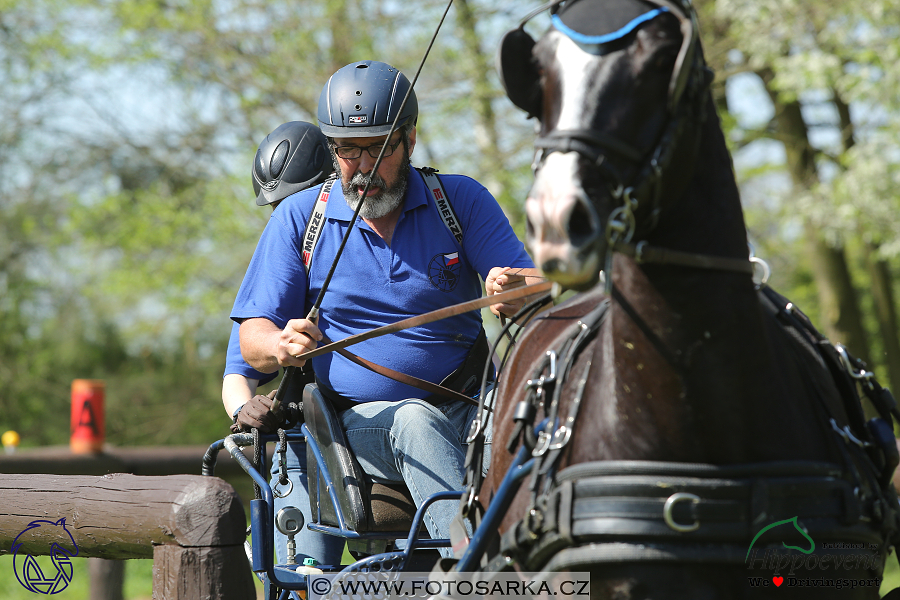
[
  {"x1": 223, "y1": 121, "x2": 343, "y2": 564},
  {"x1": 232, "y1": 60, "x2": 541, "y2": 559}
]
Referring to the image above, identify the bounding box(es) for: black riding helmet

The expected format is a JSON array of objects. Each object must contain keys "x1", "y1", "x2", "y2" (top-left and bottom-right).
[
  {"x1": 252, "y1": 121, "x2": 333, "y2": 206},
  {"x1": 317, "y1": 61, "x2": 418, "y2": 138}
]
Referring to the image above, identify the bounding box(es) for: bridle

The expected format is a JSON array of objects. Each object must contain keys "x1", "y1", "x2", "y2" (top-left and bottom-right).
[
  {"x1": 500, "y1": 0, "x2": 754, "y2": 291},
  {"x1": 533, "y1": 0, "x2": 703, "y2": 225}
]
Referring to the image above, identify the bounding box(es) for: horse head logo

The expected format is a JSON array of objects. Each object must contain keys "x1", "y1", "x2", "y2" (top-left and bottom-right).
[
  {"x1": 12, "y1": 517, "x2": 80, "y2": 594},
  {"x1": 745, "y1": 516, "x2": 815, "y2": 561}
]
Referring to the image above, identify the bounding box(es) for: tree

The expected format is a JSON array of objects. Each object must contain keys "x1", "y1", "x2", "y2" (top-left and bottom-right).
[
  {"x1": 698, "y1": 0, "x2": 900, "y2": 390},
  {"x1": 0, "y1": 0, "x2": 527, "y2": 447}
]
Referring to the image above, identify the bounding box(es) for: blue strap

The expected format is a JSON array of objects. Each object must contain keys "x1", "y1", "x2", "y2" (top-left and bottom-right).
[{"x1": 551, "y1": 7, "x2": 668, "y2": 46}]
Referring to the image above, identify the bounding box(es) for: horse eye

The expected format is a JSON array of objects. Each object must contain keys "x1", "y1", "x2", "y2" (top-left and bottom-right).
[{"x1": 654, "y1": 51, "x2": 677, "y2": 71}]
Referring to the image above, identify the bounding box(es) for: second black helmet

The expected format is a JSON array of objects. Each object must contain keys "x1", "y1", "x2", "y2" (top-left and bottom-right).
[{"x1": 252, "y1": 121, "x2": 333, "y2": 206}]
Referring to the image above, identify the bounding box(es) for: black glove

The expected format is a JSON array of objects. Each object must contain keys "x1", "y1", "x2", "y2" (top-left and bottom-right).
[{"x1": 230, "y1": 390, "x2": 281, "y2": 434}]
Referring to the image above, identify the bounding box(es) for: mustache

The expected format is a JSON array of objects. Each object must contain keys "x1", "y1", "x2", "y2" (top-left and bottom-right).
[{"x1": 348, "y1": 171, "x2": 387, "y2": 196}]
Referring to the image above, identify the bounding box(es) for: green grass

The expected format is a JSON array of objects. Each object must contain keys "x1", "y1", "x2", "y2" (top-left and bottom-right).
[
  {"x1": 882, "y1": 553, "x2": 900, "y2": 595},
  {"x1": 0, "y1": 556, "x2": 153, "y2": 599},
  {"x1": 0, "y1": 543, "x2": 354, "y2": 599}
]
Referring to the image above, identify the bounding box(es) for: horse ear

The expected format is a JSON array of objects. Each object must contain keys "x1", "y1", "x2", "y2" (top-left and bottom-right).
[{"x1": 497, "y1": 27, "x2": 542, "y2": 118}]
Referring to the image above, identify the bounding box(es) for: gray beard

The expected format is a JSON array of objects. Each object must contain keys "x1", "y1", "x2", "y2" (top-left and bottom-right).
[{"x1": 339, "y1": 155, "x2": 410, "y2": 219}]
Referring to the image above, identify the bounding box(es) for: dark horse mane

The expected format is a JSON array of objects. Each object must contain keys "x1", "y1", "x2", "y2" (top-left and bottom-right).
[{"x1": 466, "y1": 2, "x2": 900, "y2": 598}]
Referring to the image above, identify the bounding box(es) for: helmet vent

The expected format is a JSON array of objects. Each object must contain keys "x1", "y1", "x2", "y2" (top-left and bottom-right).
[
  {"x1": 270, "y1": 140, "x2": 290, "y2": 178},
  {"x1": 254, "y1": 149, "x2": 267, "y2": 182}
]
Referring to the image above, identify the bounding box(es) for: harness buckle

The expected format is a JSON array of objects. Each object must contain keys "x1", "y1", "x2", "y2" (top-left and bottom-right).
[
  {"x1": 750, "y1": 256, "x2": 771, "y2": 288},
  {"x1": 532, "y1": 429, "x2": 553, "y2": 456},
  {"x1": 461, "y1": 487, "x2": 477, "y2": 516},
  {"x1": 548, "y1": 425, "x2": 572, "y2": 450},
  {"x1": 830, "y1": 418, "x2": 872, "y2": 449},
  {"x1": 835, "y1": 344, "x2": 874, "y2": 382},
  {"x1": 525, "y1": 351, "x2": 558, "y2": 389},
  {"x1": 663, "y1": 492, "x2": 700, "y2": 533},
  {"x1": 465, "y1": 418, "x2": 482, "y2": 444},
  {"x1": 606, "y1": 205, "x2": 636, "y2": 245},
  {"x1": 634, "y1": 240, "x2": 648, "y2": 263}
]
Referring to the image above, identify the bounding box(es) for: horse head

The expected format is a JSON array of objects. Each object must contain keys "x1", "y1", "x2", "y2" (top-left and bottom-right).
[{"x1": 499, "y1": 0, "x2": 707, "y2": 290}]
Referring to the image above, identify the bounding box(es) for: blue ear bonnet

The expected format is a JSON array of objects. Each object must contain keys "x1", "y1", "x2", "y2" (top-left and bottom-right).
[{"x1": 551, "y1": 0, "x2": 670, "y2": 54}]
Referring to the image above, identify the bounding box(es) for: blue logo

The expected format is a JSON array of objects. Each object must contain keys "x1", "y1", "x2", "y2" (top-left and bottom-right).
[{"x1": 12, "y1": 518, "x2": 80, "y2": 594}]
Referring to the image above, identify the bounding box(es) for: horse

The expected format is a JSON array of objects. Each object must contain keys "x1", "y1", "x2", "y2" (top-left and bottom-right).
[{"x1": 462, "y1": 0, "x2": 900, "y2": 597}]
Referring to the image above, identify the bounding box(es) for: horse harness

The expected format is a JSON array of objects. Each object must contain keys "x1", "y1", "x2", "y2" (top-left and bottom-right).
[
  {"x1": 466, "y1": 280, "x2": 900, "y2": 573},
  {"x1": 452, "y1": 0, "x2": 900, "y2": 576}
]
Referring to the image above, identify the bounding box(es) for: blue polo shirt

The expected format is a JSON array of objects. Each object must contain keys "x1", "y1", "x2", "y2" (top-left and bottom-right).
[
  {"x1": 224, "y1": 322, "x2": 279, "y2": 386},
  {"x1": 231, "y1": 165, "x2": 533, "y2": 403}
]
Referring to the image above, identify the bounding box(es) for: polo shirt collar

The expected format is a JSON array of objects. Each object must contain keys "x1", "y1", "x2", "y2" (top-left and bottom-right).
[{"x1": 328, "y1": 165, "x2": 426, "y2": 225}]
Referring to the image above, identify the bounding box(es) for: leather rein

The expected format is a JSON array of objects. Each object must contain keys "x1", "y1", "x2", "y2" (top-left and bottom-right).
[{"x1": 296, "y1": 280, "x2": 554, "y2": 407}]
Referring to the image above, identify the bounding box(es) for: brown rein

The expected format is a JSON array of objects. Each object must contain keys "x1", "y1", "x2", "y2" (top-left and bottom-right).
[{"x1": 296, "y1": 280, "x2": 554, "y2": 406}]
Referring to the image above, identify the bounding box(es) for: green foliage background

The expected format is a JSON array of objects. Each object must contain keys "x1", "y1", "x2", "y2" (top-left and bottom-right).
[
  {"x1": 2, "y1": 0, "x2": 900, "y2": 595},
  {"x1": 1, "y1": 0, "x2": 899, "y2": 488}
]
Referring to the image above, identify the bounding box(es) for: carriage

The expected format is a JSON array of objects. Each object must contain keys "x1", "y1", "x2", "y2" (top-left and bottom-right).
[
  {"x1": 205, "y1": 0, "x2": 900, "y2": 598},
  {"x1": 203, "y1": 382, "x2": 465, "y2": 599}
]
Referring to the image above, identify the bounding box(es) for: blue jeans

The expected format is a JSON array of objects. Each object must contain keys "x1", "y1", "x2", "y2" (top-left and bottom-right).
[{"x1": 271, "y1": 393, "x2": 493, "y2": 562}]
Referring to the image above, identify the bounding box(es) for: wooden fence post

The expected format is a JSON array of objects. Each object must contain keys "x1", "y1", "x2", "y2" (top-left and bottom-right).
[
  {"x1": 89, "y1": 558, "x2": 125, "y2": 600},
  {"x1": 0, "y1": 473, "x2": 255, "y2": 599}
]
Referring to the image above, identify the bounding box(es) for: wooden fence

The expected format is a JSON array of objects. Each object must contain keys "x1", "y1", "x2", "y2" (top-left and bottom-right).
[
  {"x1": 0, "y1": 473, "x2": 255, "y2": 599},
  {"x1": 0, "y1": 443, "x2": 265, "y2": 478}
]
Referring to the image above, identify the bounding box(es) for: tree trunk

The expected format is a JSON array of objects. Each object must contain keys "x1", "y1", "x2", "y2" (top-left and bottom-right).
[
  {"x1": 760, "y1": 69, "x2": 871, "y2": 364},
  {"x1": 803, "y1": 228, "x2": 871, "y2": 364},
  {"x1": 834, "y1": 88, "x2": 900, "y2": 387},
  {"x1": 453, "y1": 0, "x2": 524, "y2": 223},
  {"x1": 865, "y1": 242, "x2": 900, "y2": 391}
]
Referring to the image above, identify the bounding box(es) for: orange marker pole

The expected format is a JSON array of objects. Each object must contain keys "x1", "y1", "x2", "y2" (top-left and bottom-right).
[{"x1": 70, "y1": 379, "x2": 105, "y2": 454}]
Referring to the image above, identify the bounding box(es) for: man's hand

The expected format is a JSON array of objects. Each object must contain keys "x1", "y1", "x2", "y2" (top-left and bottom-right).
[
  {"x1": 485, "y1": 267, "x2": 544, "y2": 318},
  {"x1": 276, "y1": 318, "x2": 323, "y2": 367},
  {"x1": 240, "y1": 317, "x2": 323, "y2": 372},
  {"x1": 231, "y1": 390, "x2": 281, "y2": 433}
]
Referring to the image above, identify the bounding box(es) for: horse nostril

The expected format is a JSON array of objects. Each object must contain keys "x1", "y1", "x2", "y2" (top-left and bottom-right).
[
  {"x1": 567, "y1": 198, "x2": 596, "y2": 246},
  {"x1": 542, "y1": 258, "x2": 563, "y2": 274}
]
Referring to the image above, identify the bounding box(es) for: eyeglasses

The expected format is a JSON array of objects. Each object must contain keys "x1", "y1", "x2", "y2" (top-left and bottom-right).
[{"x1": 333, "y1": 137, "x2": 403, "y2": 160}]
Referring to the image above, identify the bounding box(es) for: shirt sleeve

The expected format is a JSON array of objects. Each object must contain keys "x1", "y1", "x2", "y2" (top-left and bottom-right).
[
  {"x1": 223, "y1": 321, "x2": 278, "y2": 386},
  {"x1": 446, "y1": 177, "x2": 534, "y2": 279},
  {"x1": 230, "y1": 207, "x2": 310, "y2": 329}
]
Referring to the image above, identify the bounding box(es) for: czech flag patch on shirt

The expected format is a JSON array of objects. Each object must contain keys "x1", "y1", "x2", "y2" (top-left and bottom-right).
[{"x1": 428, "y1": 252, "x2": 461, "y2": 292}]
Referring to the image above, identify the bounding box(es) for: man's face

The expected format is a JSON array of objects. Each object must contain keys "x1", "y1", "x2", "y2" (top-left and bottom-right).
[{"x1": 332, "y1": 127, "x2": 416, "y2": 220}]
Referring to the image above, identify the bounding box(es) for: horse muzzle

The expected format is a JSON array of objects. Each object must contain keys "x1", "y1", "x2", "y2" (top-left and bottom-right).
[{"x1": 525, "y1": 152, "x2": 604, "y2": 290}]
